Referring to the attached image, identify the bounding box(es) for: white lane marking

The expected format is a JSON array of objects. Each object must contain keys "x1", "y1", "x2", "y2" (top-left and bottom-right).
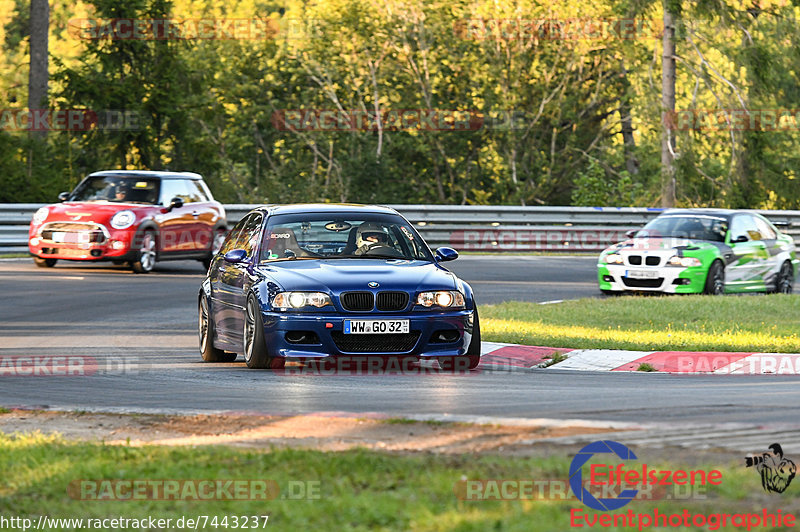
[
  {"x1": 550, "y1": 349, "x2": 651, "y2": 371},
  {"x1": 538, "y1": 299, "x2": 563, "y2": 305},
  {"x1": 480, "y1": 342, "x2": 517, "y2": 356}
]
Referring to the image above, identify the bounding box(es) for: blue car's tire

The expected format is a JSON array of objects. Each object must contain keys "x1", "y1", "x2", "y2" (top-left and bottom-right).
[
  {"x1": 244, "y1": 294, "x2": 285, "y2": 370},
  {"x1": 199, "y1": 295, "x2": 236, "y2": 362},
  {"x1": 438, "y1": 309, "x2": 481, "y2": 371}
]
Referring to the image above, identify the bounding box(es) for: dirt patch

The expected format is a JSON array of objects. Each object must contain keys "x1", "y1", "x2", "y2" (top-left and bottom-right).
[{"x1": 0, "y1": 409, "x2": 626, "y2": 455}]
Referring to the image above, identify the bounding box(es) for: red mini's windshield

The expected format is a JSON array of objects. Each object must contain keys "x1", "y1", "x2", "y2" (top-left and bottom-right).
[{"x1": 69, "y1": 176, "x2": 160, "y2": 204}]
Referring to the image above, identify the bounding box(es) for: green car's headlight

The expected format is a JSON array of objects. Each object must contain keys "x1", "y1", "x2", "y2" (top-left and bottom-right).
[
  {"x1": 605, "y1": 253, "x2": 623, "y2": 264},
  {"x1": 667, "y1": 255, "x2": 701, "y2": 267},
  {"x1": 273, "y1": 292, "x2": 331, "y2": 309}
]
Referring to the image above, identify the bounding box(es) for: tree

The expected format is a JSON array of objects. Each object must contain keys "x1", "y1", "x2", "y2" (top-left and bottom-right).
[
  {"x1": 28, "y1": 0, "x2": 49, "y2": 129},
  {"x1": 661, "y1": 0, "x2": 678, "y2": 207}
]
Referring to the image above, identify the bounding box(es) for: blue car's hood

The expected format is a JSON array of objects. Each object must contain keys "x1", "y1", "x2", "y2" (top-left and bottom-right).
[{"x1": 256, "y1": 259, "x2": 457, "y2": 293}]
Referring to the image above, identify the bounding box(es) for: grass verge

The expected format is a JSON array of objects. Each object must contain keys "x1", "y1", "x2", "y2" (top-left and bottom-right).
[
  {"x1": 0, "y1": 433, "x2": 792, "y2": 531},
  {"x1": 480, "y1": 295, "x2": 800, "y2": 352}
]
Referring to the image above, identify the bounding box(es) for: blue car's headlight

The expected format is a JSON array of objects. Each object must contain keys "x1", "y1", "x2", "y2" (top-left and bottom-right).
[
  {"x1": 416, "y1": 290, "x2": 465, "y2": 309},
  {"x1": 273, "y1": 291, "x2": 331, "y2": 309}
]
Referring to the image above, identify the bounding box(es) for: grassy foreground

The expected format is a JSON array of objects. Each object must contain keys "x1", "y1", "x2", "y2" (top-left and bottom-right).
[
  {"x1": 480, "y1": 294, "x2": 800, "y2": 352},
  {"x1": 0, "y1": 433, "x2": 794, "y2": 531}
]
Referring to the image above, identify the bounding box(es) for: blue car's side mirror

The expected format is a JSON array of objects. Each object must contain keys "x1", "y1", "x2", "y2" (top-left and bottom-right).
[
  {"x1": 224, "y1": 249, "x2": 248, "y2": 264},
  {"x1": 435, "y1": 247, "x2": 459, "y2": 262}
]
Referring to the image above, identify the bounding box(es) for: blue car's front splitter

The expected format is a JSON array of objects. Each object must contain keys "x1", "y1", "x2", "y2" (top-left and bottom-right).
[{"x1": 261, "y1": 310, "x2": 475, "y2": 359}]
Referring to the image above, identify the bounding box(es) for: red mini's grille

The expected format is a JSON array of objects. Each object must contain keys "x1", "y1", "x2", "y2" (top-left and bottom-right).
[{"x1": 39, "y1": 222, "x2": 107, "y2": 244}]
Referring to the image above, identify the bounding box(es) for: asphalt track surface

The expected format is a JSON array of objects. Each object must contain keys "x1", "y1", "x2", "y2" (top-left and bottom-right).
[{"x1": 1, "y1": 256, "x2": 799, "y2": 428}]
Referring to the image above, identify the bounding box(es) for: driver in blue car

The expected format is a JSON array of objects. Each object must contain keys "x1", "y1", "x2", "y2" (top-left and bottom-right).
[{"x1": 354, "y1": 222, "x2": 390, "y2": 255}]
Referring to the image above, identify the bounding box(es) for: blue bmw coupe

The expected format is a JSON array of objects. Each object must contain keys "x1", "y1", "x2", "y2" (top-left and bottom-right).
[{"x1": 198, "y1": 204, "x2": 481, "y2": 370}]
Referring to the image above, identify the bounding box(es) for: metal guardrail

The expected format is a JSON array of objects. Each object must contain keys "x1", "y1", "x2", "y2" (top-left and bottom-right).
[{"x1": 5, "y1": 203, "x2": 800, "y2": 254}]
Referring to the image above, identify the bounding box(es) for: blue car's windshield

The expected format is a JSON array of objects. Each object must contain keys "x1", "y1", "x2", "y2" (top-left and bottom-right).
[
  {"x1": 636, "y1": 215, "x2": 728, "y2": 242},
  {"x1": 260, "y1": 213, "x2": 432, "y2": 262}
]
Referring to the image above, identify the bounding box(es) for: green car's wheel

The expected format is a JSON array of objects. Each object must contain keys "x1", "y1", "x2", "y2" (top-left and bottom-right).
[
  {"x1": 775, "y1": 261, "x2": 794, "y2": 294},
  {"x1": 704, "y1": 260, "x2": 725, "y2": 295}
]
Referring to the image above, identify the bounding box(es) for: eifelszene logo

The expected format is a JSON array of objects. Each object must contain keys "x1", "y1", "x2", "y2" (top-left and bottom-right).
[
  {"x1": 745, "y1": 443, "x2": 797, "y2": 494},
  {"x1": 569, "y1": 440, "x2": 722, "y2": 512},
  {"x1": 569, "y1": 440, "x2": 639, "y2": 511}
]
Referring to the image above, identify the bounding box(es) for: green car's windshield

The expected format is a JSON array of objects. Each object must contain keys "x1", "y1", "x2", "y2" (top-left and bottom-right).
[
  {"x1": 70, "y1": 176, "x2": 160, "y2": 204},
  {"x1": 636, "y1": 215, "x2": 728, "y2": 242},
  {"x1": 260, "y1": 213, "x2": 432, "y2": 262}
]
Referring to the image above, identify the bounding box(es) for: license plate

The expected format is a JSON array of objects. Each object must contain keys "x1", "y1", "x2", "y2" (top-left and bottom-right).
[
  {"x1": 626, "y1": 269, "x2": 659, "y2": 279},
  {"x1": 51, "y1": 231, "x2": 67, "y2": 242},
  {"x1": 344, "y1": 319, "x2": 409, "y2": 334}
]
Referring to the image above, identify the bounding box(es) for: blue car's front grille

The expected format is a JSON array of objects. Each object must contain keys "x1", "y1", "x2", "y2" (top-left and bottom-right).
[
  {"x1": 341, "y1": 291, "x2": 410, "y2": 312},
  {"x1": 376, "y1": 291, "x2": 409, "y2": 311},
  {"x1": 341, "y1": 292, "x2": 374, "y2": 311},
  {"x1": 331, "y1": 331, "x2": 420, "y2": 353}
]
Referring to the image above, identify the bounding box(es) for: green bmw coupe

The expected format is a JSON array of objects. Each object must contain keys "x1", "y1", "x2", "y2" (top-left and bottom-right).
[{"x1": 598, "y1": 209, "x2": 798, "y2": 295}]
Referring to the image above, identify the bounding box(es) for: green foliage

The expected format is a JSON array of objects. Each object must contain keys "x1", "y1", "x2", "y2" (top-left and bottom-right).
[
  {"x1": 3, "y1": 0, "x2": 800, "y2": 207},
  {"x1": 570, "y1": 162, "x2": 645, "y2": 207}
]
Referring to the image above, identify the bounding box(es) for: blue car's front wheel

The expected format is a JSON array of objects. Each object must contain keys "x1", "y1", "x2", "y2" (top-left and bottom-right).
[{"x1": 244, "y1": 294, "x2": 285, "y2": 370}]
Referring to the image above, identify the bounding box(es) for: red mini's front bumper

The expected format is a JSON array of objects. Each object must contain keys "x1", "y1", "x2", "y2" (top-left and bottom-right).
[{"x1": 28, "y1": 222, "x2": 137, "y2": 261}]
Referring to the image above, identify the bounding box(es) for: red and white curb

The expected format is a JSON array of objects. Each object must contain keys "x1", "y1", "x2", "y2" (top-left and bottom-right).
[{"x1": 480, "y1": 342, "x2": 800, "y2": 374}]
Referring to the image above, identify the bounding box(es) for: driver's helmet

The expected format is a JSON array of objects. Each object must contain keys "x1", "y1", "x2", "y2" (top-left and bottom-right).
[
  {"x1": 112, "y1": 181, "x2": 130, "y2": 200},
  {"x1": 356, "y1": 222, "x2": 388, "y2": 249}
]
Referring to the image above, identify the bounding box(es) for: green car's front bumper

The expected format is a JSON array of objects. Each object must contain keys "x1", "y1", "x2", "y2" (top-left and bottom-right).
[{"x1": 597, "y1": 263, "x2": 709, "y2": 293}]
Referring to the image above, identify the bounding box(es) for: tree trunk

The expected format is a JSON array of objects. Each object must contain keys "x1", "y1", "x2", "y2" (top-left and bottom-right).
[
  {"x1": 28, "y1": 0, "x2": 49, "y2": 137},
  {"x1": 661, "y1": 2, "x2": 677, "y2": 207},
  {"x1": 619, "y1": 60, "x2": 639, "y2": 176}
]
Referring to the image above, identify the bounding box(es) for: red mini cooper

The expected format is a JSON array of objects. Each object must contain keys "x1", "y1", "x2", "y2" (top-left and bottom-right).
[{"x1": 28, "y1": 170, "x2": 227, "y2": 273}]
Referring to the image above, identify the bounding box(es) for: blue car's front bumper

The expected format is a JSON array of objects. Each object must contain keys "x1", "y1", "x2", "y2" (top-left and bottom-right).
[{"x1": 261, "y1": 309, "x2": 476, "y2": 359}]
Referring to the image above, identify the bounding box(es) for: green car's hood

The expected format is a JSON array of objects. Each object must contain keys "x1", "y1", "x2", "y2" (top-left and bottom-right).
[{"x1": 605, "y1": 237, "x2": 725, "y2": 254}]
